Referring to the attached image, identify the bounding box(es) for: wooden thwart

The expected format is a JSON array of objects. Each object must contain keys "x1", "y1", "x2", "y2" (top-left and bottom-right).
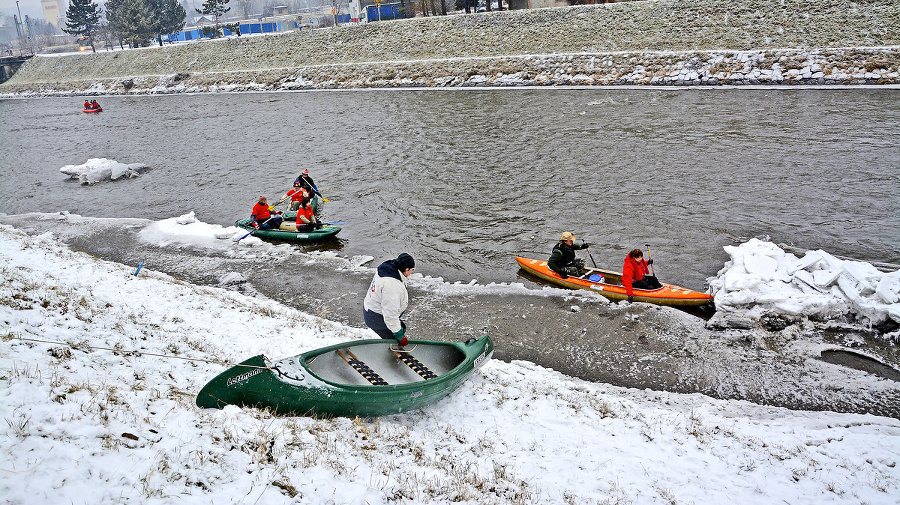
[
  {"x1": 336, "y1": 349, "x2": 388, "y2": 386},
  {"x1": 392, "y1": 350, "x2": 438, "y2": 380}
]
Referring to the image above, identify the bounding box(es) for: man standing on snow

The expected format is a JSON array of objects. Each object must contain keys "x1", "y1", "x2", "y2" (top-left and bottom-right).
[{"x1": 363, "y1": 253, "x2": 415, "y2": 347}]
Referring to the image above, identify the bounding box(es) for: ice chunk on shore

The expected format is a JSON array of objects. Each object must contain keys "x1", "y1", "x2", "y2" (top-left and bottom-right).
[
  {"x1": 138, "y1": 211, "x2": 249, "y2": 249},
  {"x1": 59, "y1": 158, "x2": 147, "y2": 184},
  {"x1": 709, "y1": 238, "x2": 900, "y2": 327}
]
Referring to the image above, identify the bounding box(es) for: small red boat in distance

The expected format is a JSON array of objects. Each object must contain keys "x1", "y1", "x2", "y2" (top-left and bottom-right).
[{"x1": 82, "y1": 106, "x2": 102, "y2": 113}]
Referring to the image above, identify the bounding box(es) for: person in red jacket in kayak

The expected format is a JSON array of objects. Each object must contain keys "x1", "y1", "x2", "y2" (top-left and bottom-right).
[
  {"x1": 83, "y1": 100, "x2": 90, "y2": 109},
  {"x1": 250, "y1": 196, "x2": 283, "y2": 230},
  {"x1": 294, "y1": 195, "x2": 321, "y2": 231},
  {"x1": 623, "y1": 248, "x2": 662, "y2": 302}
]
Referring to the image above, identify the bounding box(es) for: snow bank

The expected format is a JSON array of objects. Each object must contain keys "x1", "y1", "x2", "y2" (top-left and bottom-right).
[
  {"x1": 59, "y1": 157, "x2": 147, "y2": 184},
  {"x1": 709, "y1": 238, "x2": 900, "y2": 327},
  {"x1": 2, "y1": 225, "x2": 900, "y2": 505},
  {"x1": 137, "y1": 211, "x2": 264, "y2": 249}
]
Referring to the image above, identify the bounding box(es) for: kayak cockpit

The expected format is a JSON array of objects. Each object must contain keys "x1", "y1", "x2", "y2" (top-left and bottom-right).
[{"x1": 277, "y1": 342, "x2": 466, "y2": 387}]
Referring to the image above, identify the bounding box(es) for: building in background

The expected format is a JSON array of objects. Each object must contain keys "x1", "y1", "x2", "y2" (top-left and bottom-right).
[{"x1": 41, "y1": 0, "x2": 64, "y2": 27}]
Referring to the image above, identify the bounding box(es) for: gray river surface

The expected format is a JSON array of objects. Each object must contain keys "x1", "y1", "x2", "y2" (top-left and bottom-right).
[{"x1": 2, "y1": 88, "x2": 900, "y2": 417}]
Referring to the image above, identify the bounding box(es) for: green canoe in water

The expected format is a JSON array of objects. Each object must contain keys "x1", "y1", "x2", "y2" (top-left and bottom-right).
[
  {"x1": 196, "y1": 336, "x2": 494, "y2": 417},
  {"x1": 235, "y1": 218, "x2": 340, "y2": 242}
]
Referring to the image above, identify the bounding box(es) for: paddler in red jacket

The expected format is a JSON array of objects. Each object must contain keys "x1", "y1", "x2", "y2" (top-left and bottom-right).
[
  {"x1": 278, "y1": 181, "x2": 309, "y2": 211},
  {"x1": 622, "y1": 248, "x2": 662, "y2": 302},
  {"x1": 250, "y1": 196, "x2": 283, "y2": 230},
  {"x1": 294, "y1": 195, "x2": 321, "y2": 231}
]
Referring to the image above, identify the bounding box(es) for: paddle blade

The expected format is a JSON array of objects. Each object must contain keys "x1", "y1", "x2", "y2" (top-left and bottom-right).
[
  {"x1": 322, "y1": 198, "x2": 329, "y2": 202},
  {"x1": 234, "y1": 230, "x2": 254, "y2": 242}
]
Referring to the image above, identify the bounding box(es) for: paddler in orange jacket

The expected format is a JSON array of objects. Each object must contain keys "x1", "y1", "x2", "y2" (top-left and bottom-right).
[
  {"x1": 278, "y1": 181, "x2": 309, "y2": 211},
  {"x1": 294, "y1": 195, "x2": 321, "y2": 232},
  {"x1": 622, "y1": 248, "x2": 662, "y2": 302},
  {"x1": 250, "y1": 196, "x2": 283, "y2": 230}
]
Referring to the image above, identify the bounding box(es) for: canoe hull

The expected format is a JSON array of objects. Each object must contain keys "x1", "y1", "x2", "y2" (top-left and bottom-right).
[
  {"x1": 235, "y1": 218, "x2": 339, "y2": 242},
  {"x1": 196, "y1": 336, "x2": 494, "y2": 417},
  {"x1": 82, "y1": 107, "x2": 102, "y2": 113},
  {"x1": 516, "y1": 257, "x2": 713, "y2": 307}
]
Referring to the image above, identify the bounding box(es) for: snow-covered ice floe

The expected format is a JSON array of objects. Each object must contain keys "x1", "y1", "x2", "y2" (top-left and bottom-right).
[
  {"x1": 709, "y1": 238, "x2": 900, "y2": 327},
  {"x1": 59, "y1": 157, "x2": 147, "y2": 184},
  {"x1": 137, "y1": 211, "x2": 255, "y2": 249}
]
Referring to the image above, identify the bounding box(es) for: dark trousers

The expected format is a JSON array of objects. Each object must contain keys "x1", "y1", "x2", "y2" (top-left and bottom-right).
[
  {"x1": 258, "y1": 216, "x2": 283, "y2": 230},
  {"x1": 363, "y1": 309, "x2": 405, "y2": 340},
  {"x1": 632, "y1": 276, "x2": 662, "y2": 290}
]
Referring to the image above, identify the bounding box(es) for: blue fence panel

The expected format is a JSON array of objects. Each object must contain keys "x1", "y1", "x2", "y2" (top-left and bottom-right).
[{"x1": 367, "y1": 5, "x2": 404, "y2": 21}]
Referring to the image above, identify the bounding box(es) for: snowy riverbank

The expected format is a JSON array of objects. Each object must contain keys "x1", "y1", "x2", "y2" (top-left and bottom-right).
[
  {"x1": 2, "y1": 0, "x2": 899, "y2": 95},
  {"x1": 3, "y1": 224, "x2": 900, "y2": 504}
]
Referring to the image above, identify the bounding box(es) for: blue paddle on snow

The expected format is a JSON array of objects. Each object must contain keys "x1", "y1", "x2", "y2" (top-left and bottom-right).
[{"x1": 235, "y1": 216, "x2": 277, "y2": 242}]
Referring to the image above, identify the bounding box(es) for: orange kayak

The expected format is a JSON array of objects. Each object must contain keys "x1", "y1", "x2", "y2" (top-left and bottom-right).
[{"x1": 516, "y1": 257, "x2": 714, "y2": 307}]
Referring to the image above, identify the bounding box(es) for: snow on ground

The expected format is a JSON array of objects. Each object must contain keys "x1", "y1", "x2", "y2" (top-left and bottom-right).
[
  {"x1": 2, "y1": 224, "x2": 900, "y2": 504},
  {"x1": 709, "y1": 238, "x2": 900, "y2": 328},
  {"x1": 59, "y1": 158, "x2": 147, "y2": 185}
]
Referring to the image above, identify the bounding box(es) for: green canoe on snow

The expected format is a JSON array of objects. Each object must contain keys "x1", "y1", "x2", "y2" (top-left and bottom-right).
[
  {"x1": 196, "y1": 336, "x2": 494, "y2": 417},
  {"x1": 235, "y1": 218, "x2": 340, "y2": 242}
]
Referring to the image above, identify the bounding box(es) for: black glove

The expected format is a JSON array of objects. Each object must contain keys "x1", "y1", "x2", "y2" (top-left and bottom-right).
[
  {"x1": 581, "y1": 242, "x2": 589, "y2": 249},
  {"x1": 647, "y1": 259, "x2": 653, "y2": 265},
  {"x1": 627, "y1": 296, "x2": 634, "y2": 303}
]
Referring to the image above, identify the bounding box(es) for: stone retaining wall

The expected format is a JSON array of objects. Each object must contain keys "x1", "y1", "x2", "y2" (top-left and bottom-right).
[{"x1": 2, "y1": 0, "x2": 899, "y2": 95}]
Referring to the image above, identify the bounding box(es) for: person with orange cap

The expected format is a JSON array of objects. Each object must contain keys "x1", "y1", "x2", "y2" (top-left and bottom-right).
[
  {"x1": 547, "y1": 231, "x2": 589, "y2": 279},
  {"x1": 293, "y1": 169, "x2": 320, "y2": 200}
]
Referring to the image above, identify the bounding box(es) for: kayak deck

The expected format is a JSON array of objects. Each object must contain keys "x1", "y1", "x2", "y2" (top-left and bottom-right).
[{"x1": 516, "y1": 256, "x2": 713, "y2": 306}]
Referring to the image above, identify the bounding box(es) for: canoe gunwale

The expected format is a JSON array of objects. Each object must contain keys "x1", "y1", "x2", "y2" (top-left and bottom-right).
[{"x1": 272, "y1": 339, "x2": 476, "y2": 390}]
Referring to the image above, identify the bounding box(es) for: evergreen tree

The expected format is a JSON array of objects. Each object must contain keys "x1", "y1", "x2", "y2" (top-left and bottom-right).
[
  {"x1": 62, "y1": 0, "x2": 103, "y2": 52},
  {"x1": 197, "y1": 0, "x2": 230, "y2": 38},
  {"x1": 105, "y1": 0, "x2": 154, "y2": 47},
  {"x1": 152, "y1": 0, "x2": 186, "y2": 46}
]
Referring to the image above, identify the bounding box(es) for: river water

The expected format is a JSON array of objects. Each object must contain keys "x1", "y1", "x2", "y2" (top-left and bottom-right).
[
  {"x1": 3, "y1": 88, "x2": 898, "y2": 288},
  {"x1": 2, "y1": 88, "x2": 900, "y2": 414}
]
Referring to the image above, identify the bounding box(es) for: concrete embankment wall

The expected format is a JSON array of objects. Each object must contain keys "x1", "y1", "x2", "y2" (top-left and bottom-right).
[{"x1": 2, "y1": 0, "x2": 899, "y2": 95}]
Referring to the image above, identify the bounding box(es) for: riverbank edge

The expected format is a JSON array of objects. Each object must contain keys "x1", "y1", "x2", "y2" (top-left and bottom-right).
[
  {"x1": 2, "y1": 0, "x2": 900, "y2": 96},
  {"x1": 3, "y1": 46, "x2": 900, "y2": 97}
]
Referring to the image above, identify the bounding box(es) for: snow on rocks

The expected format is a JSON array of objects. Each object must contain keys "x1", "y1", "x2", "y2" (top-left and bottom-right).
[
  {"x1": 59, "y1": 158, "x2": 147, "y2": 184},
  {"x1": 709, "y1": 238, "x2": 900, "y2": 330}
]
